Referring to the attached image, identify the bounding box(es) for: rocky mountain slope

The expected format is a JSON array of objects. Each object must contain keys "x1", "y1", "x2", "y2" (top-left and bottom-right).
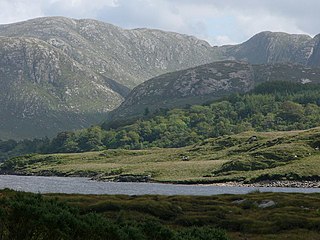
[
  {"x1": 1, "y1": 18, "x2": 320, "y2": 89},
  {"x1": 307, "y1": 34, "x2": 320, "y2": 66},
  {"x1": 0, "y1": 37, "x2": 127, "y2": 139},
  {"x1": 221, "y1": 31, "x2": 315, "y2": 65},
  {"x1": 0, "y1": 17, "x2": 220, "y2": 88},
  {"x1": 110, "y1": 60, "x2": 320, "y2": 120}
]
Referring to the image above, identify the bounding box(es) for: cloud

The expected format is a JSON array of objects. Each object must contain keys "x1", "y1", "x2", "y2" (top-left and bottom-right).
[
  {"x1": 0, "y1": 0, "x2": 319, "y2": 45},
  {"x1": 44, "y1": 0, "x2": 118, "y2": 19},
  {"x1": 0, "y1": 0, "x2": 44, "y2": 24}
]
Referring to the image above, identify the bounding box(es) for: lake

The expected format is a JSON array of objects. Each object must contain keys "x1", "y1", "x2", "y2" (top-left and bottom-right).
[{"x1": 1, "y1": 175, "x2": 320, "y2": 195}]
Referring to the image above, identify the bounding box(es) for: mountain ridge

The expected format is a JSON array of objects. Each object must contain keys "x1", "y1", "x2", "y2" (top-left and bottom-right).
[{"x1": 0, "y1": 16, "x2": 219, "y2": 88}]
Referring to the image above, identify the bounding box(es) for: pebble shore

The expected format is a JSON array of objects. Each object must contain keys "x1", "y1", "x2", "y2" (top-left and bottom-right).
[{"x1": 211, "y1": 180, "x2": 320, "y2": 188}]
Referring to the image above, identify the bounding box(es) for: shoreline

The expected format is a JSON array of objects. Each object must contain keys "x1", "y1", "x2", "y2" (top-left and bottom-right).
[
  {"x1": 1, "y1": 172, "x2": 320, "y2": 188},
  {"x1": 205, "y1": 180, "x2": 320, "y2": 188}
]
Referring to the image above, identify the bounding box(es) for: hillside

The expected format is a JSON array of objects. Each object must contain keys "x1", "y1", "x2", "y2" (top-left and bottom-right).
[
  {"x1": 110, "y1": 61, "x2": 320, "y2": 120},
  {"x1": 0, "y1": 37, "x2": 127, "y2": 139}
]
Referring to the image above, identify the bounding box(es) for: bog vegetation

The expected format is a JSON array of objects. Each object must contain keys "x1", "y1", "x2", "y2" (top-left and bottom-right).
[
  {"x1": 1, "y1": 190, "x2": 320, "y2": 240},
  {"x1": 0, "y1": 189, "x2": 229, "y2": 240}
]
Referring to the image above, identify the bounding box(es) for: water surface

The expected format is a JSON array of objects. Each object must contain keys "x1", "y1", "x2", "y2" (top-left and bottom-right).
[{"x1": 1, "y1": 175, "x2": 320, "y2": 195}]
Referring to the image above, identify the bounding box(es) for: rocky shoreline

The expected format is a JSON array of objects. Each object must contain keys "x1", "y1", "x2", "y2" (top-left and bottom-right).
[
  {"x1": 209, "y1": 180, "x2": 320, "y2": 188},
  {"x1": 1, "y1": 171, "x2": 320, "y2": 188}
]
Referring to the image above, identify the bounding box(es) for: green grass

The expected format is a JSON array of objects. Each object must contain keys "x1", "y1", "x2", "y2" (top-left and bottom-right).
[{"x1": 1, "y1": 127, "x2": 320, "y2": 183}]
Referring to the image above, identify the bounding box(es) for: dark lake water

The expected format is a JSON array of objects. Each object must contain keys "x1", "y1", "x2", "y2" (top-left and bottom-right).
[{"x1": 1, "y1": 175, "x2": 320, "y2": 195}]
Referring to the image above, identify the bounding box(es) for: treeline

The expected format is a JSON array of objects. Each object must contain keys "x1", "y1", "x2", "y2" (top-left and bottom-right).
[
  {"x1": 1, "y1": 81, "x2": 320, "y2": 159},
  {"x1": 0, "y1": 190, "x2": 228, "y2": 240}
]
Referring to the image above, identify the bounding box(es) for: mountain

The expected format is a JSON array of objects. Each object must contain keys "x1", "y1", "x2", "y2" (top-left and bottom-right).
[
  {"x1": 221, "y1": 31, "x2": 315, "y2": 65},
  {"x1": 110, "y1": 60, "x2": 320, "y2": 120},
  {"x1": 0, "y1": 16, "x2": 220, "y2": 88},
  {"x1": 2, "y1": 18, "x2": 320, "y2": 88},
  {"x1": 1, "y1": 17, "x2": 320, "y2": 139},
  {"x1": 0, "y1": 37, "x2": 129, "y2": 139},
  {"x1": 0, "y1": 17, "x2": 223, "y2": 139}
]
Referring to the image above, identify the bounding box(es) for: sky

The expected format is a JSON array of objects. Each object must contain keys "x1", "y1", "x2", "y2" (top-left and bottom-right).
[{"x1": 0, "y1": 0, "x2": 319, "y2": 46}]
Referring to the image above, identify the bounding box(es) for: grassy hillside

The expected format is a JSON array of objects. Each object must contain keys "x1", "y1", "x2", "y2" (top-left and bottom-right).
[
  {"x1": 2, "y1": 127, "x2": 320, "y2": 184},
  {"x1": 2, "y1": 189, "x2": 320, "y2": 240}
]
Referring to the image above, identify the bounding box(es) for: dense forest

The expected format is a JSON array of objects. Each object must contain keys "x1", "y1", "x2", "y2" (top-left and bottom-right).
[{"x1": 1, "y1": 81, "x2": 320, "y2": 161}]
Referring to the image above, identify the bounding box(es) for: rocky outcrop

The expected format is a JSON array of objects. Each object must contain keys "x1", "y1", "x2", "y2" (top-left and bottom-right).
[{"x1": 232, "y1": 198, "x2": 277, "y2": 208}]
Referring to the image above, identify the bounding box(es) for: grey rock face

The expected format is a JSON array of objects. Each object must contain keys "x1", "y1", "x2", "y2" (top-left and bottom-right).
[{"x1": 308, "y1": 34, "x2": 320, "y2": 67}]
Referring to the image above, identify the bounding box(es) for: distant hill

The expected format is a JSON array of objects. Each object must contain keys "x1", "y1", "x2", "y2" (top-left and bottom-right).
[
  {"x1": 110, "y1": 61, "x2": 320, "y2": 121},
  {"x1": 221, "y1": 31, "x2": 315, "y2": 65}
]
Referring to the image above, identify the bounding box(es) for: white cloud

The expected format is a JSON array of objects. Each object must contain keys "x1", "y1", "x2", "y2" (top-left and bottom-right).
[
  {"x1": 211, "y1": 36, "x2": 237, "y2": 46},
  {"x1": 46, "y1": 0, "x2": 118, "y2": 18},
  {"x1": 236, "y1": 14, "x2": 308, "y2": 37},
  {"x1": 0, "y1": 0, "x2": 44, "y2": 24}
]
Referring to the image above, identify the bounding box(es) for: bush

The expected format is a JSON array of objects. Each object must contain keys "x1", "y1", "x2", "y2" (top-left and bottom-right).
[{"x1": 176, "y1": 227, "x2": 229, "y2": 240}]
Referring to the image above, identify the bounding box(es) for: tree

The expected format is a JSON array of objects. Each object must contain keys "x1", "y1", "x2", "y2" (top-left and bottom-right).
[{"x1": 278, "y1": 101, "x2": 304, "y2": 122}]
